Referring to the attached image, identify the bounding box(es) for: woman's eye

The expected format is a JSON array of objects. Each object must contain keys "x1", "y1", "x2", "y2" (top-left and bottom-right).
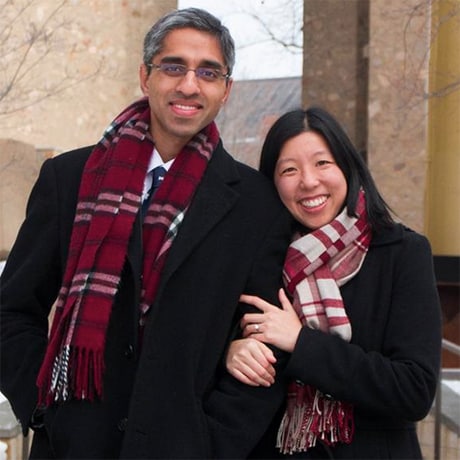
[{"x1": 280, "y1": 167, "x2": 297, "y2": 175}]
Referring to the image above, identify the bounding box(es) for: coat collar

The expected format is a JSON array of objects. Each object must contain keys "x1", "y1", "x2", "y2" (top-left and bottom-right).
[
  {"x1": 126, "y1": 142, "x2": 240, "y2": 285},
  {"x1": 370, "y1": 223, "x2": 407, "y2": 247}
]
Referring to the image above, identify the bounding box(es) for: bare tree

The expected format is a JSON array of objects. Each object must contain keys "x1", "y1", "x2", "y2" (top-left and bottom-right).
[
  {"x1": 236, "y1": 0, "x2": 303, "y2": 54},
  {"x1": 232, "y1": 0, "x2": 458, "y2": 102},
  {"x1": 425, "y1": 0, "x2": 460, "y2": 99},
  {"x1": 0, "y1": 0, "x2": 103, "y2": 117},
  {"x1": 394, "y1": 0, "x2": 460, "y2": 109}
]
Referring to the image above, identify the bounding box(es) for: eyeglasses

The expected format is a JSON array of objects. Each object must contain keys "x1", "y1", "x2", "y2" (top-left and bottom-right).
[{"x1": 147, "y1": 63, "x2": 230, "y2": 83}]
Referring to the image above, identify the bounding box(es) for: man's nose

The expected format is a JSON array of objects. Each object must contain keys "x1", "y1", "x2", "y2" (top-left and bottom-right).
[{"x1": 176, "y1": 70, "x2": 201, "y2": 95}]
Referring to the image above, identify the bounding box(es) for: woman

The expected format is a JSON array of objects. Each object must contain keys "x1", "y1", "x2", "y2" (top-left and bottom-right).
[{"x1": 226, "y1": 107, "x2": 442, "y2": 459}]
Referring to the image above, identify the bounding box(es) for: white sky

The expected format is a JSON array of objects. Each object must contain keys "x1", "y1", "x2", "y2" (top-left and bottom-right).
[{"x1": 177, "y1": 0, "x2": 303, "y2": 80}]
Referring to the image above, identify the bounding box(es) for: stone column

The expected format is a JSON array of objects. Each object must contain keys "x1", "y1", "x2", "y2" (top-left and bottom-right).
[
  {"x1": 0, "y1": 140, "x2": 52, "y2": 257},
  {"x1": 367, "y1": 0, "x2": 431, "y2": 232},
  {"x1": 302, "y1": 0, "x2": 370, "y2": 155}
]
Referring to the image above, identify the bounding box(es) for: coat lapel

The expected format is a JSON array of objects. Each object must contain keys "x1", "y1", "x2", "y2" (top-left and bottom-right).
[
  {"x1": 159, "y1": 146, "x2": 240, "y2": 286},
  {"x1": 126, "y1": 215, "x2": 143, "y2": 283},
  {"x1": 123, "y1": 145, "x2": 241, "y2": 302}
]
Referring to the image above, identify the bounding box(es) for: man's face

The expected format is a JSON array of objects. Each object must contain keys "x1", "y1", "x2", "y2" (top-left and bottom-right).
[{"x1": 140, "y1": 27, "x2": 233, "y2": 156}]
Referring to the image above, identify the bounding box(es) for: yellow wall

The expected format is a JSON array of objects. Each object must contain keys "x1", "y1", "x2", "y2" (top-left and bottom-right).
[{"x1": 426, "y1": 0, "x2": 460, "y2": 255}]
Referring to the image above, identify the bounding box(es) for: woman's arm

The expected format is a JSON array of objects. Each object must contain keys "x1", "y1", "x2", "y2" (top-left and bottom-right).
[
  {"x1": 227, "y1": 231, "x2": 442, "y2": 422},
  {"x1": 226, "y1": 288, "x2": 302, "y2": 386},
  {"x1": 239, "y1": 288, "x2": 302, "y2": 352}
]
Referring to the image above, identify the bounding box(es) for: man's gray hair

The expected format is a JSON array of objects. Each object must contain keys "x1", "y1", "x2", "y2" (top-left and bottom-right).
[{"x1": 143, "y1": 8, "x2": 235, "y2": 76}]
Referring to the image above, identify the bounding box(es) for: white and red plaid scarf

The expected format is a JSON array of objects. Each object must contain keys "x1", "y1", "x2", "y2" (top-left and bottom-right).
[
  {"x1": 37, "y1": 97, "x2": 218, "y2": 405},
  {"x1": 277, "y1": 190, "x2": 371, "y2": 454}
]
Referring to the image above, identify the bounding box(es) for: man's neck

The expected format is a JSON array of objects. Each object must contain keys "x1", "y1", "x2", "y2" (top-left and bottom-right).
[{"x1": 153, "y1": 137, "x2": 190, "y2": 163}]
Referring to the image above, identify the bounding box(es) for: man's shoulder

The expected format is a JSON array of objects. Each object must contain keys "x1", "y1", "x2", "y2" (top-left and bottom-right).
[
  {"x1": 233, "y1": 159, "x2": 279, "y2": 197},
  {"x1": 213, "y1": 145, "x2": 275, "y2": 189},
  {"x1": 45, "y1": 145, "x2": 95, "y2": 179},
  {"x1": 53, "y1": 145, "x2": 95, "y2": 165}
]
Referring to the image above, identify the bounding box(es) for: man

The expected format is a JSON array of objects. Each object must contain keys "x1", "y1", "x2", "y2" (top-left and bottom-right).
[{"x1": 0, "y1": 8, "x2": 292, "y2": 459}]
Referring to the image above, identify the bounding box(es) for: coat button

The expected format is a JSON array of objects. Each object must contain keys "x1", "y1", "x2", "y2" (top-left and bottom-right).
[
  {"x1": 117, "y1": 417, "x2": 128, "y2": 432},
  {"x1": 124, "y1": 344, "x2": 134, "y2": 359}
]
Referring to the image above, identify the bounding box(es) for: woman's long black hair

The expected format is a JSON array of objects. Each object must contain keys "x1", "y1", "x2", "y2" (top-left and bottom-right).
[{"x1": 259, "y1": 107, "x2": 395, "y2": 231}]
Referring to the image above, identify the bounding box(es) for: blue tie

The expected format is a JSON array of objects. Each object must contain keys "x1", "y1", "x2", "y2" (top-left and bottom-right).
[{"x1": 142, "y1": 166, "x2": 166, "y2": 218}]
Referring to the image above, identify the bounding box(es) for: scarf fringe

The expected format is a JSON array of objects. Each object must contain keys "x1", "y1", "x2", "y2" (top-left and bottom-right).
[
  {"x1": 39, "y1": 345, "x2": 105, "y2": 406},
  {"x1": 276, "y1": 383, "x2": 354, "y2": 455}
]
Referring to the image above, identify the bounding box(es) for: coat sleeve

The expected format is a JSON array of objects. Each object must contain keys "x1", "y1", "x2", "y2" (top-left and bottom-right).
[
  {"x1": 285, "y1": 231, "x2": 442, "y2": 421},
  {"x1": 0, "y1": 159, "x2": 63, "y2": 434},
  {"x1": 202, "y1": 208, "x2": 292, "y2": 458}
]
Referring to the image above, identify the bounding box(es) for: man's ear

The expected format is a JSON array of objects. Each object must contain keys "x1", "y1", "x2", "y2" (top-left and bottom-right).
[
  {"x1": 221, "y1": 77, "x2": 234, "y2": 106},
  {"x1": 139, "y1": 64, "x2": 149, "y2": 95}
]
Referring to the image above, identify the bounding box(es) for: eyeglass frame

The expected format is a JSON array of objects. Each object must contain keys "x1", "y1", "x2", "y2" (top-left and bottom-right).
[{"x1": 146, "y1": 62, "x2": 231, "y2": 83}]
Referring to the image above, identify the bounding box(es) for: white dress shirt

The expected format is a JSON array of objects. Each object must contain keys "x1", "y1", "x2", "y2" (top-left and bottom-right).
[{"x1": 142, "y1": 148, "x2": 174, "y2": 201}]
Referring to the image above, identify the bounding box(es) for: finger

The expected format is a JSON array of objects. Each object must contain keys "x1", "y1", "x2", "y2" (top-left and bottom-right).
[
  {"x1": 257, "y1": 360, "x2": 276, "y2": 378},
  {"x1": 242, "y1": 322, "x2": 263, "y2": 338},
  {"x1": 229, "y1": 355, "x2": 274, "y2": 386},
  {"x1": 260, "y1": 345, "x2": 277, "y2": 365},
  {"x1": 232, "y1": 340, "x2": 276, "y2": 373},
  {"x1": 254, "y1": 344, "x2": 277, "y2": 375},
  {"x1": 225, "y1": 338, "x2": 276, "y2": 386},
  {"x1": 239, "y1": 294, "x2": 273, "y2": 313},
  {"x1": 278, "y1": 288, "x2": 295, "y2": 312},
  {"x1": 229, "y1": 368, "x2": 260, "y2": 387},
  {"x1": 240, "y1": 361, "x2": 275, "y2": 386},
  {"x1": 241, "y1": 325, "x2": 254, "y2": 338},
  {"x1": 240, "y1": 313, "x2": 264, "y2": 329},
  {"x1": 236, "y1": 338, "x2": 277, "y2": 380},
  {"x1": 255, "y1": 369, "x2": 275, "y2": 386}
]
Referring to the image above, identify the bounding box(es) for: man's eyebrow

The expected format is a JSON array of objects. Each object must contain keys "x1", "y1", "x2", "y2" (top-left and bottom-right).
[
  {"x1": 159, "y1": 56, "x2": 225, "y2": 69},
  {"x1": 159, "y1": 56, "x2": 186, "y2": 64}
]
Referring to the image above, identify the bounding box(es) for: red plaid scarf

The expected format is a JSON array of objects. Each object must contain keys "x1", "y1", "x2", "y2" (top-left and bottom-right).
[
  {"x1": 277, "y1": 190, "x2": 371, "y2": 454},
  {"x1": 37, "y1": 97, "x2": 218, "y2": 405}
]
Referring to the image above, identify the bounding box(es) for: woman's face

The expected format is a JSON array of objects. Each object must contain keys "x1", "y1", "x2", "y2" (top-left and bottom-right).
[{"x1": 274, "y1": 131, "x2": 347, "y2": 230}]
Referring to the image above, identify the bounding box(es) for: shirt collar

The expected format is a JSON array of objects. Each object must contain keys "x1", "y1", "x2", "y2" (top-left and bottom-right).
[
  {"x1": 149, "y1": 148, "x2": 174, "y2": 172},
  {"x1": 142, "y1": 148, "x2": 174, "y2": 198}
]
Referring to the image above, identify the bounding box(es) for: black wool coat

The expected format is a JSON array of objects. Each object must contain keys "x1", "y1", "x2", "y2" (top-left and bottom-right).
[
  {"x1": 255, "y1": 224, "x2": 442, "y2": 460},
  {"x1": 0, "y1": 142, "x2": 293, "y2": 459}
]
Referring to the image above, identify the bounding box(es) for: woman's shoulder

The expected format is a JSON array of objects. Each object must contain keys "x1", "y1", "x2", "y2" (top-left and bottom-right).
[{"x1": 371, "y1": 223, "x2": 433, "y2": 259}]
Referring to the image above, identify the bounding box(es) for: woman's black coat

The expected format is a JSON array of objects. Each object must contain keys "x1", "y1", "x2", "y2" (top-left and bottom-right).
[{"x1": 257, "y1": 224, "x2": 442, "y2": 460}]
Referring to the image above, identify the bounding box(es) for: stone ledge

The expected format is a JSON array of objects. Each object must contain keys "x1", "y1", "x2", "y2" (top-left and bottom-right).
[{"x1": 0, "y1": 400, "x2": 20, "y2": 439}]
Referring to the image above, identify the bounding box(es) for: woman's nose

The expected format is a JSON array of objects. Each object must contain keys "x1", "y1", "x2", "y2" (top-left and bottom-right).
[{"x1": 299, "y1": 169, "x2": 319, "y2": 188}]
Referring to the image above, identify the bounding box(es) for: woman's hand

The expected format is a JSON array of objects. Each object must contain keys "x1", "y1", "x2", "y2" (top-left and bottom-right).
[
  {"x1": 240, "y1": 288, "x2": 302, "y2": 352},
  {"x1": 226, "y1": 338, "x2": 277, "y2": 387}
]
